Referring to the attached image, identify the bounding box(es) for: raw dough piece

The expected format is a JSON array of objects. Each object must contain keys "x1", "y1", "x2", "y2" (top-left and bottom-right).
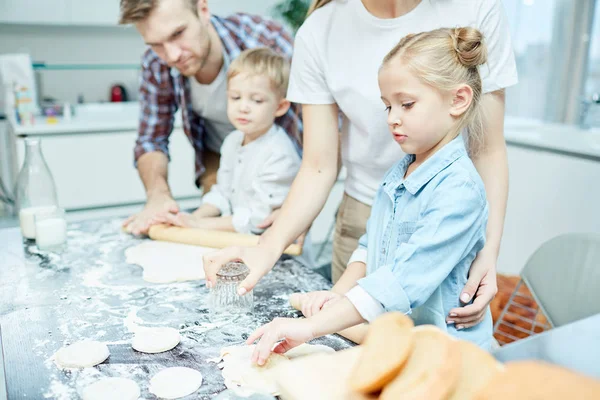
[
  {"x1": 131, "y1": 327, "x2": 181, "y2": 354},
  {"x1": 81, "y1": 377, "x2": 140, "y2": 400},
  {"x1": 217, "y1": 344, "x2": 335, "y2": 395},
  {"x1": 54, "y1": 340, "x2": 110, "y2": 368},
  {"x1": 149, "y1": 367, "x2": 203, "y2": 399},
  {"x1": 125, "y1": 241, "x2": 213, "y2": 283},
  {"x1": 284, "y1": 343, "x2": 336, "y2": 359}
]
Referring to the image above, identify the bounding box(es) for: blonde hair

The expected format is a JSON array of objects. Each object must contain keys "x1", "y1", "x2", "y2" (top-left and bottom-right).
[
  {"x1": 227, "y1": 48, "x2": 291, "y2": 98},
  {"x1": 119, "y1": 0, "x2": 198, "y2": 24},
  {"x1": 382, "y1": 27, "x2": 488, "y2": 154},
  {"x1": 307, "y1": 0, "x2": 333, "y2": 16}
]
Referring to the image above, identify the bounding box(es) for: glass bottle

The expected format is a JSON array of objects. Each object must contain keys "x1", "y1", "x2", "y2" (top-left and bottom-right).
[{"x1": 14, "y1": 138, "x2": 59, "y2": 242}]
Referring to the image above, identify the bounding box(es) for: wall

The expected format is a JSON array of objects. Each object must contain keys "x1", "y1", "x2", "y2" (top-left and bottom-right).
[
  {"x1": 0, "y1": 0, "x2": 284, "y2": 105},
  {"x1": 497, "y1": 145, "x2": 600, "y2": 275}
]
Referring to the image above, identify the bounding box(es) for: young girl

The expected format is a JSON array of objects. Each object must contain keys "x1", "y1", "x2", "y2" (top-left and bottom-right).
[
  {"x1": 154, "y1": 48, "x2": 313, "y2": 266},
  {"x1": 247, "y1": 27, "x2": 492, "y2": 365}
]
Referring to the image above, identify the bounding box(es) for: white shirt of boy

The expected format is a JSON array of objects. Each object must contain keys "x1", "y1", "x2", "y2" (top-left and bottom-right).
[
  {"x1": 202, "y1": 124, "x2": 300, "y2": 235},
  {"x1": 287, "y1": 0, "x2": 518, "y2": 206}
]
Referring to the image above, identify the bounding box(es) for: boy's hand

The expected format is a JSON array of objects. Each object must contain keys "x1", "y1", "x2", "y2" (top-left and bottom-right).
[
  {"x1": 246, "y1": 317, "x2": 315, "y2": 366},
  {"x1": 152, "y1": 211, "x2": 202, "y2": 229}
]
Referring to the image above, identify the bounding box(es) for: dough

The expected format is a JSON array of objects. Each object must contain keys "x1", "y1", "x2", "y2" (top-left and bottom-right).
[
  {"x1": 81, "y1": 377, "x2": 140, "y2": 400},
  {"x1": 149, "y1": 367, "x2": 203, "y2": 399},
  {"x1": 285, "y1": 343, "x2": 336, "y2": 359},
  {"x1": 131, "y1": 327, "x2": 181, "y2": 354},
  {"x1": 54, "y1": 340, "x2": 110, "y2": 368},
  {"x1": 218, "y1": 344, "x2": 335, "y2": 395},
  {"x1": 125, "y1": 241, "x2": 213, "y2": 283}
]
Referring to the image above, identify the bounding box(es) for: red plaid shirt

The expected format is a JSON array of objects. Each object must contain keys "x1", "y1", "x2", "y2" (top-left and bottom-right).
[{"x1": 135, "y1": 14, "x2": 302, "y2": 187}]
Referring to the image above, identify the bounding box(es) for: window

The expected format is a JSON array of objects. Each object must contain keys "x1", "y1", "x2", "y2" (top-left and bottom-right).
[{"x1": 503, "y1": 0, "x2": 599, "y2": 128}]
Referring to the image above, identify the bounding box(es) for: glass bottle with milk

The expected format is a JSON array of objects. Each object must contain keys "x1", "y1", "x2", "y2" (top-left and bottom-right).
[{"x1": 14, "y1": 138, "x2": 59, "y2": 243}]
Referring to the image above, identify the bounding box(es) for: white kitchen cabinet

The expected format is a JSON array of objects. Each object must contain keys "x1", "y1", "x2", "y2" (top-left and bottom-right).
[
  {"x1": 15, "y1": 128, "x2": 200, "y2": 210},
  {"x1": 67, "y1": 0, "x2": 121, "y2": 26},
  {"x1": 0, "y1": 0, "x2": 70, "y2": 25}
]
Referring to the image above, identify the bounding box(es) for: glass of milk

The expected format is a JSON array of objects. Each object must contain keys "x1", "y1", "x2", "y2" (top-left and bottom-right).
[{"x1": 34, "y1": 207, "x2": 67, "y2": 252}]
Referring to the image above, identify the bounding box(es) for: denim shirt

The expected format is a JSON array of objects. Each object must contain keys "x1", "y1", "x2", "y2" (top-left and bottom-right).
[{"x1": 355, "y1": 136, "x2": 492, "y2": 349}]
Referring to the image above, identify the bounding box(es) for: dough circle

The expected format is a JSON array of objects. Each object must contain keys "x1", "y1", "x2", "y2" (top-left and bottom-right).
[
  {"x1": 81, "y1": 377, "x2": 140, "y2": 400},
  {"x1": 125, "y1": 241, "x2": 211, "y2": 284},
  {"x1": 54, "y1": 340, "x2": 110, "y2": 368},
  {"x1": 132, "y1": 327, "x2": 181, "y2": 354},
  {"x1": 149, "y1": 367, "x2": 203, "y2": 399}
]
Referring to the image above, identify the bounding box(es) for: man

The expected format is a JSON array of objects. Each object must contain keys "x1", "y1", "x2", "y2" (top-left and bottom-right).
[{"x1": 120, "y1": 0, "x2": 302, "y2": 235}]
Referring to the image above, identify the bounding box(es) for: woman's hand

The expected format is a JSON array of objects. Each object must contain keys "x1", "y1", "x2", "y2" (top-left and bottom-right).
[
  {"x1": 290, "y1": 291, "x2": 343, "y2": 317},
  {"x1": 202, "y1": 244, "x2": 281, "y2": 292},
  {"x1": 152, "y1": 211, "x2": 202, "y2": 229}
]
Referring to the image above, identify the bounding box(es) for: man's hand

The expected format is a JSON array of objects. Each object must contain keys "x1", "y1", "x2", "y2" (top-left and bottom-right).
[
  {"x1": 447, "y1": 251, "x2": 498, "y2": 330},
  {"x1": 122, "y1": 193, "x2": 179, "y2": 236},
  {"x1": 257, "y1": 209, "x2": 308, "y2": 247}
]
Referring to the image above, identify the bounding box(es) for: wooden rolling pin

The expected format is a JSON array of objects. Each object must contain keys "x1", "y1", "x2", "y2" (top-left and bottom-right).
[{"x1": 147, "y1": 224, "x2": 303, "y2": 256}]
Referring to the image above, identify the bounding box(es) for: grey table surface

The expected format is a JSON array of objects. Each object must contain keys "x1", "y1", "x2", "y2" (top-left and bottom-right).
[
  {"x1": 0, "y1": 218, "x2": 352, "y2": 399},
  {"x1": 493, "y1": 313, "x2": 600, "y2": 378}
]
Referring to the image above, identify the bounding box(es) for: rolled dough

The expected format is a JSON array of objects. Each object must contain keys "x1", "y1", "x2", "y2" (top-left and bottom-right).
[
  {"x1": 149, "y1": 367, "x2": 203, "y2": 399},
  {"x1": 54, "y1": 340, "x2": 109, "y2": 368},
  {"x1": 81, "y1": 377, "x2": 140, "y2": 400},
  {"x1": 125, "y1": 241, "x2": 214, "y2": 283},
  {"x1": 131, "y1": 327, "x2": 181, "y2": 354},
  {"x1": 217, "y1": 343, "x2": 335, "y2": 395}
]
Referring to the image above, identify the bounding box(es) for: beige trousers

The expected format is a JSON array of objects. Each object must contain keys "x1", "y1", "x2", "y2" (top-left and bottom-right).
[{"x1": 331, "y1": 193, "x2": 372, "y2": 283}]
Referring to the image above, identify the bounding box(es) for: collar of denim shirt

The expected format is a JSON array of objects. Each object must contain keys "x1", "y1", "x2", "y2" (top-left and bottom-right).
[{"x1": 383, "y1": 135, "x2": 468, "y2": 197}]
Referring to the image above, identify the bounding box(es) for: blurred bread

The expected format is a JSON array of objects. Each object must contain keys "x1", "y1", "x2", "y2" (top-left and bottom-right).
[
  {"x1": 349, "y1": 312, "x2": 414, "y2": 393},
  {"x1": 380, "y1": 325, "x2": 460, "y2": 400},
  {"x1": 447, "y1": 340, "x2": 503, "y2": 400},
  {"x1": 475, "y1": 360, "x2": 600, "y2": 399}
]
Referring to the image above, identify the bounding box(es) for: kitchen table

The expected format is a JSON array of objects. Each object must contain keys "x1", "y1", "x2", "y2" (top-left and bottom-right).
[{"x1": 0, "y1": 218, "x2": 353, "y2": 399}]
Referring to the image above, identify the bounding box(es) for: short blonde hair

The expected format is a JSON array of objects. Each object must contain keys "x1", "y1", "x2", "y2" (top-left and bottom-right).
[
  {"x1": 119, "y1": 0, "x2": 198, "y2": 24},
  {"x1": 382, "y1": 27, "x2": 488, "y2": 154},
  {"x1": 227, "y1": 48, "x2": 290, "y2": 98}
]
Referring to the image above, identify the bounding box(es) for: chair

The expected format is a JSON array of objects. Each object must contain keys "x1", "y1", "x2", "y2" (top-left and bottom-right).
[{"x1": 493, "y1": 233, "x2": 600, "y2": 345}]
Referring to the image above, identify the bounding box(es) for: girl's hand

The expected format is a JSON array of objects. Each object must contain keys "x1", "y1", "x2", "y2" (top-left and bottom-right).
[
  {"x1": 293, "y1": 291, "x2": 343, "y2": 318},
  {"x1": 246, "y1": 318, "x2": 315, "y2": 366}
]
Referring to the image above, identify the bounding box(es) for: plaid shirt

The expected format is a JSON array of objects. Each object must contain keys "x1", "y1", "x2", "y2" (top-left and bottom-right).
[{"x1": 135, "y1": 14, "x2": 303, "y2": 187}]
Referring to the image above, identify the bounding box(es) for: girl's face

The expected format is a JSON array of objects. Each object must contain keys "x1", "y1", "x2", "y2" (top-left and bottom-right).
[{"x1": 378, "y1": 60, "x2": 457, "y2": 158}]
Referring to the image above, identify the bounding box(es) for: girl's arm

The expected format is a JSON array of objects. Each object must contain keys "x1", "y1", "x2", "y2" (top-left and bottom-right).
[{"x1": 247, "y1": 297, "x2": 365, "y2": 366}]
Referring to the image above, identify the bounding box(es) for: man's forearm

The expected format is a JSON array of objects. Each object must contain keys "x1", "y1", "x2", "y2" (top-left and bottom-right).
[
  {"x1": 137, "y1": 151, "x2": 172, "y2": 199},
  {"x1": 474, "y1": 89, "x2": 509, "y2": 260}
]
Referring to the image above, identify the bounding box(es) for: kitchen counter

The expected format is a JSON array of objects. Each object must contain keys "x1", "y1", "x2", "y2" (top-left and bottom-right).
[
  {"x1": 9, "y1": 102, "x2": 182, "y2": 136},
  {"x1": 0, "y1": 218, "x2": 352, "y2": 399},
  {"x1": 494, "y1": 313, "x2": 600, "y2": 379}
]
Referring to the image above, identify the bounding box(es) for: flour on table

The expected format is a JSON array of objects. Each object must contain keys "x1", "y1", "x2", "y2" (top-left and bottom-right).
[
  {"x1": 214, "y1": 343, "x2": 335, "y2": 396},
  {"x1": 125, "y1": 241, "x2": 214, "y2": 283},
  {"x1": 131, "y1": 326, "x2": 181, "y2": 354},
  {"x1": 149, "y1": 367, "x2": 203, "y2": 399},
  {"x1": 81, "y1": 377, "x2": 140, "y2": 400},
  {"x1": 54, "y1": 340, "x2": 109, "y2": 368}
]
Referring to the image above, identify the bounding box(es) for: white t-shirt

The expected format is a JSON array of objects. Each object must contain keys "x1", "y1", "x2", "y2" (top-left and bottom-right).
[
  {"x1": 190, "y1": 57, "x2": 235, "y2": 154},
  {"x1": 287, "y1": 0, "x2": 518, "y2": 205}
]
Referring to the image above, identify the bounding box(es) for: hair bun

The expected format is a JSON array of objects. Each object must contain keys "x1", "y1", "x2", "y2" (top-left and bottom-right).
[{"x1": 452, "y1": 27, "x2": 487, "y2": 67}]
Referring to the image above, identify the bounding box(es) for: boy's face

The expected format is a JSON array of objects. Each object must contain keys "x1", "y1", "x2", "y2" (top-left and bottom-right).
[{"x1": 227, "y1": 73, "x2": 290, "y2": 138}]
